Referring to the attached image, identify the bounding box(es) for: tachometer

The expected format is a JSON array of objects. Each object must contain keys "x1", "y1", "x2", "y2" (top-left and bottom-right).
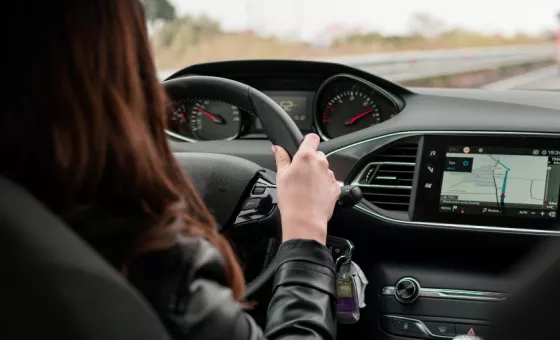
[
  {"x1": 189, "y1": 100, "x2": 241, "y2": 141},
  {"x1": 169, "y1": 103, "x2": 190, "y2": 136},
  {"x1": 319, "y1": 90, "x2": 381, "y2": 139}
]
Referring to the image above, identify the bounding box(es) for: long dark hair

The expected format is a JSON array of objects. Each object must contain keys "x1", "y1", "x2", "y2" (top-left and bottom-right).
[{"x1": 0, "y1": 1, "x2": 245, "y2": 299}]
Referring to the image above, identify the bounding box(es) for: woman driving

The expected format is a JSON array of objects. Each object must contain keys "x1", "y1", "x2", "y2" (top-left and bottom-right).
[{"x1": 1, "y1": 1, "x2": 340, "y2": 339}]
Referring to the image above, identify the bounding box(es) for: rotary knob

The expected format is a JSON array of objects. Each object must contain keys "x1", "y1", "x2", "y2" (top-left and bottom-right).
[{"x1": 395, "y1": 277, "x2": 420, "y2": 304}]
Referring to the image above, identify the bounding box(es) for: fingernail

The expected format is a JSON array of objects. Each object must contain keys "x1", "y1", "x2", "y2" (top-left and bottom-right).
[{"x1": 271, "y1": 145, "x2": 277, "y2": 155}]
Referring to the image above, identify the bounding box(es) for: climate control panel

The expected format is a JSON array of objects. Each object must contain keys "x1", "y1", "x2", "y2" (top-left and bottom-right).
[{"x1": 379, "y1": 277, "x2": 506, "y2": 339}]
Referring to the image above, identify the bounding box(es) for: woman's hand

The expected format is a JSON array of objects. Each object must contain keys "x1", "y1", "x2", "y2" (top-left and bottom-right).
[{"x1": 272, "y1": 134, "x2": 341, "y2": 245}]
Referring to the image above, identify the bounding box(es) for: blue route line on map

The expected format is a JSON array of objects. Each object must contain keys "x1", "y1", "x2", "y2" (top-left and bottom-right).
[{"x1": 489, "y1": 155, "x2": 511, "y2": 205}]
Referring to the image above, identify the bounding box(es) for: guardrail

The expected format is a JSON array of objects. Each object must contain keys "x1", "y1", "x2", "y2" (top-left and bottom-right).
[{"x1": 158, "y1": 43, "x2": 557, "y2": 82}]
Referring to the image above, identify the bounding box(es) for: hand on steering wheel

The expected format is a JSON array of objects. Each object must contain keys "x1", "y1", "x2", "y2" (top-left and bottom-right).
[{"x1": 272, "y1": 134, "x2": 341, "y2": 245}]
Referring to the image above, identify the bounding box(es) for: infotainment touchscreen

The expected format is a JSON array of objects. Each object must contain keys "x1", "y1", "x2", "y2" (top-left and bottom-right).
[{"x1": 439, "y1": 146, "x2": 560, "y2": 218}]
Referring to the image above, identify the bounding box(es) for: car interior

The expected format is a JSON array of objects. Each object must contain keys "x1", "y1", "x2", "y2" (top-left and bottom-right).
[
  {"x1": 2, "y1": 58, "x2": 560, "y2": 340},
  {"x1": 165, "y1": 60, "x2": 560, "y2": 340}
]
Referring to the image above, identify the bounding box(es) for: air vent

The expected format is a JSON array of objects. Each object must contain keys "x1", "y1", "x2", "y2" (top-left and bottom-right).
[{"x1": 353, "y1": 143, "x2": 418, "y2": 211}]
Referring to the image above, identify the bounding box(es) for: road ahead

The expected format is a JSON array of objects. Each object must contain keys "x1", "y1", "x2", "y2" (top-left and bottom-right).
[
  {"x1": 515, "y1": 73, "x2": 560, "y2": 90},
  {"x1": 484, "y1": 66, "x2": 560, "y2": 91}
]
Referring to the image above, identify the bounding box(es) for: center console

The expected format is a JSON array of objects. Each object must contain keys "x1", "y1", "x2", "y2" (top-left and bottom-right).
[
  {"x1": 411, "y1": 135, "x2": 560, "y2": 231},
  {"x1": 325, "y1": 131, "x2": 560, "y2": 340}
]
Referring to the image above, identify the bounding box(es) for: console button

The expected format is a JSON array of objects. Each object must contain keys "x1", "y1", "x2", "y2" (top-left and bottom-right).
[
  {"x1": 427, "y1": 149, "x2": 439, "y2": 159},
  {"x1": 424, "y1": 322, "x2": 455, "y2": 337},
  {"x1": 252, "y1": 186, "x2": 266, "y2": 195},
  {"x1": 393, "y1": 318, "x2": 422, "y2": 334},
  {"x1": 395, "y1": 278, "x2": 420, "y2": 303},
  {"x1": 455, "y1": 324, "x2": 489, "y2": 337},
  {"x1": 425, "y1": 163, "x2": 435, "y2": 175}
]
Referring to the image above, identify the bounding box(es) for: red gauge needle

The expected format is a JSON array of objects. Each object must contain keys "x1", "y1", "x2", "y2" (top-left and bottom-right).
[
  {"x1": 344, "y1": 109, "x2": 373, "y2": 126},
  {"x1": 196, "y1": 107, "x2": 225, "y2": 124}
]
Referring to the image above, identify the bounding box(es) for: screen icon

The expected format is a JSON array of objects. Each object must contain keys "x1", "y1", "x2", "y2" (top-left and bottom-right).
[
  {"x1": 478, "y1": 148, "x2": 484, "y2": 153},
  {"x1": 427, "y1": 166, "x2": 434, "y2": 173},
  {"x1": 425, "y1": 182, "x2": 433, "y2": 189},
  {"x1": 533, "y1": 150, "x2": 539, "y2": 155},
  {"x1": 482, "y1": 208, "x2": 488, "y2": 213},
  {"x1": 463, "y1": 146, "x2": 471, "y2": 154},
  {"x1": 542, "y1": 150, "x2": 548, "y2": 155},
  {"x1": 549, "y1": 212, "x2": 556, "y2": 218}
]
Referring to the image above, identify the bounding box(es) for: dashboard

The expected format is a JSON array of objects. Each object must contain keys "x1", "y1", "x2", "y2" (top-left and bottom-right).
[
  {"x1": 164, "y1": 60, "x2": 560, "y2": 235},
  {"x1": 164, "y1": 60, "x2": 560, "y2": 340}
]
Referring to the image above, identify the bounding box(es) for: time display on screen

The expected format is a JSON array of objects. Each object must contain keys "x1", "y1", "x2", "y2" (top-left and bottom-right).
[{"x1": 270, "y1": 96, "x2": 308, "y2": 122}]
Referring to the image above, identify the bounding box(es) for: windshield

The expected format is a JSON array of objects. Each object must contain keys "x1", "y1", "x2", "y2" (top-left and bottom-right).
[{"x1": 147, "y1": 0, "x2": 560, "y2": 90}]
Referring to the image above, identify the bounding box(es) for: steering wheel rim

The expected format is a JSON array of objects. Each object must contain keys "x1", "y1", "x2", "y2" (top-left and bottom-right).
[
  {"x1": 163, "y1": 75, "x2": 305, "y2": 296},
  {"x1": 163, "y1": 75, "x2": 304, "y2": 157}
]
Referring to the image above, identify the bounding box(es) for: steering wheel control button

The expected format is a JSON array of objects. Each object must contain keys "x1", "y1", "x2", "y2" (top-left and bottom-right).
[
  {"x1": 252, "y1": 186, "x2": 266, "y2": 195},
  {"x1": 241, "y1": 198, "x2": 261, "y2": 211},
  {"x1": 257, "y1": 195, "x2": 274, "y2": 213},
  {"x1": 337, "y1": 185, "x2": 363, "y2": 208},
  {"x1": 425, "y1": 322, "x2": 456, "y2": 337},
  {"x1": 395, "y1": 277, "x2": 420, "y2": 304},
  {"x1": 392, "y1": 318, "x2": 422, "y2": 334},
  {"x1": 455, "y1": 324, "x2": 489, "y2": 338}
]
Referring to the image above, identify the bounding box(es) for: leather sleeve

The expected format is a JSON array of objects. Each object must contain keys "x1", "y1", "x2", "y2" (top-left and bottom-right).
[
  {"x1": 127, "y1": 236, "x2": 337, "y2": 340},
  {"x1": 265, "y1": 239, "x2": 337, "y2": 340}
]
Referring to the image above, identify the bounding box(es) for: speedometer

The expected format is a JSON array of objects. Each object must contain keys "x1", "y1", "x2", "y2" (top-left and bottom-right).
[
  {"x1": 319, "y1": 90, "x2": 381, "y2": 139},
  {"x1": 169, "y1": 100, "x2": 242, "y2": 141}
]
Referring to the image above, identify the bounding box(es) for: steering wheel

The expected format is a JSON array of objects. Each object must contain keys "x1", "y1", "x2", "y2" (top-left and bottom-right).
[{"x1": 163, "y1": 76, "x2": 304, "y2": 297}]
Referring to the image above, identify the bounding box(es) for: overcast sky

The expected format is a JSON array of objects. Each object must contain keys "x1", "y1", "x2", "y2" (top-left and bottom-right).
[{"x1": 171, "y1": 0, "x2": 560, "y2": 40}]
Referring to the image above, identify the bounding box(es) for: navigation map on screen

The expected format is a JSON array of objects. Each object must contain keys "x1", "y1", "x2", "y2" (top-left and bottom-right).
[{"x1": 439, "y1": 146, "x2": 560, "y2": 218}]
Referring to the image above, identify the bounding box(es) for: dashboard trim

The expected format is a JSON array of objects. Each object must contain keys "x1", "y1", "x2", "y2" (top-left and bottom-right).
[
  {"x1": 329, "y1": 130, "x2": 560, "y2": 236},
  {"x1": 326, "y1": 130, "x2": 560, "y2": 157},
  {"x1": 166, "y1": 130, "x2": 198, "y2": 143},
  {"x1": 382, "y1": 286, "x2": 507, "y2": 302},
  {"x1": 355, "y1": 204, "x2": 560, "y2": 236}
]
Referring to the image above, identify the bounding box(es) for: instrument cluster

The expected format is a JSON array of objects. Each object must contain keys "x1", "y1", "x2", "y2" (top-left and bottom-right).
[{"x1": 167, "y1": 75, "x2": 402, "y2": 142}]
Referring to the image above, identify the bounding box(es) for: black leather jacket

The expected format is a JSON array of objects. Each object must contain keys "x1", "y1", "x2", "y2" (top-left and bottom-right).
[{"x1": 69, "y1": 211, "x2": 337, "y2": 340}]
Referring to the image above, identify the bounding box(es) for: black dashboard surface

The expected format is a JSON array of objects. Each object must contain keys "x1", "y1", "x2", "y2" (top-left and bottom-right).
[{"x1": 165, "y1": 60, "x2": 560, "y2": 340}]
